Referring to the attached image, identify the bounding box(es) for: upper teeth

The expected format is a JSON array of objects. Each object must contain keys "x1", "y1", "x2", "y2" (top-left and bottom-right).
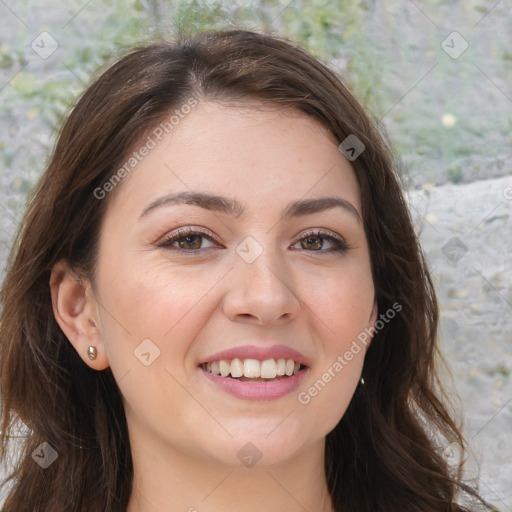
[{"x1": 203, "y1": 358, "x2": 301, "y2": 379}]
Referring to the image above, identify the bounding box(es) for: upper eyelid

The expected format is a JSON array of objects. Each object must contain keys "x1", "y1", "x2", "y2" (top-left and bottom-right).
[
  {"x1": 298, "y1": 228, "x2": 344, "y2": 240},
  {"x1": 159, "y1": 226, "x2": 216, "y2": 241}
]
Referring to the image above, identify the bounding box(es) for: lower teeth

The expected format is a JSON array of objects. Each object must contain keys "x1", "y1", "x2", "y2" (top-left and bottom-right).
[{"x1": 232, "y1": 375, "x2": 290, "y2": 382}]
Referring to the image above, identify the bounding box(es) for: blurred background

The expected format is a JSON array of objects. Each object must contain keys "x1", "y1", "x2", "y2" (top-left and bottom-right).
[{"x1": 0, "y1": 0, "x2": 511, "y2": 509}]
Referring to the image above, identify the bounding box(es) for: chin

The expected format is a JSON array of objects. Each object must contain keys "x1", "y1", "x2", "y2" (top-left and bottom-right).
[{"x1": 198, "y1": 422, "x2": 322, "y2": 469}]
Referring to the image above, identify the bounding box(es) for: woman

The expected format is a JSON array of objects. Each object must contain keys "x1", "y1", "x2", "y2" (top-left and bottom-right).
[{"x1": 0, "y1": 29, "x2": 497, "y2": 511}]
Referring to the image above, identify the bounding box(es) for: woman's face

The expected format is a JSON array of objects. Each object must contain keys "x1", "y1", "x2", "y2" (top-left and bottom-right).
[{"x1": 91, "y1": 101, "x2": 376, "y2": 467}]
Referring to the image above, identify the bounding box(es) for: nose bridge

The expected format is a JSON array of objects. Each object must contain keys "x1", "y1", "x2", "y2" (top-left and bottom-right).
[
  {"x1": 223, "y1": 234, "x2": 300, "y2": 323},
  {"x1": 236, "y1": 234, "x2": 292, "y2": 292}
]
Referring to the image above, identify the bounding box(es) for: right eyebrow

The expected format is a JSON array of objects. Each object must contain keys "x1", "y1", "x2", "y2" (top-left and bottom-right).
[{"x1": 139, "y1": 191, "x2": 245, "y2": 219}]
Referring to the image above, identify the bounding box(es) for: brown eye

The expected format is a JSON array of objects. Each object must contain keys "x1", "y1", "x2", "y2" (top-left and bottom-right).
[
  {"x1": 291, "y1": 229, "x2": 351, "y2": 254},
  {"x1": 177, "y1": 235, "x2": 203, "y2": 250},
  {"x1": 300, "y1": 236, "x2": 324, "y2": 251},
  {"x1": 157, "y1": 227, "x2": 219, "y2": 253}
]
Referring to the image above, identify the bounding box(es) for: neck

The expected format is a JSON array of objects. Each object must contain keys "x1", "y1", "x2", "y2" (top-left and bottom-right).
[{"x1": 126, "y1": 432, "x2": 333, "y2": 512}]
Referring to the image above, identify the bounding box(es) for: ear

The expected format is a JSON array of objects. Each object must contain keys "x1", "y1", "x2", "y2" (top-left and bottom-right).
[{"x1": 50, "y1": 260, "x2": 109, "y2": 370}]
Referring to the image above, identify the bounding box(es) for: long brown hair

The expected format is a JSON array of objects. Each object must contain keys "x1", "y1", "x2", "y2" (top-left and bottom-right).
[{"x1": 0, "y1": 29, "x2": 497, "y2": 512}]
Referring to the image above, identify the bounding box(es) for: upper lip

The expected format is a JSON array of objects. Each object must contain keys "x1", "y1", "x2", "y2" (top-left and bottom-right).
[{"x1": 199, "y1": 344, "x2": 311, "y2": 367}]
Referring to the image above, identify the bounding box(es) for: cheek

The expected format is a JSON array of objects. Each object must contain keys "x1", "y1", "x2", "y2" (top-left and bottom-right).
[
  {"x1": 301, "y1": 256, "x2": 375, "y2": 339},
  {"x1": 94, "y1": 252, "x2": 225, "y2": 364},
  {"x1": 93, "y1": 256, "x2": 222, "y2": 432},
  {"x1": 295, "y1": 256, "x2": 373, "y2": 424}
]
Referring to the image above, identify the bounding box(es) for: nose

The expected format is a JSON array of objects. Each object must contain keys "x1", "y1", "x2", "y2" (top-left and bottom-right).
[{"x1": 222, "y1": 244, "x2": 301, "y2": 326}]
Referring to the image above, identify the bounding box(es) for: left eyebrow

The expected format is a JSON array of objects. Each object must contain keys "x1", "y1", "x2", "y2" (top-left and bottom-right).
[
  {"x1": 139, "y1": 191, "x2": 362, "y2": 223},
  {"x1": 281, "y1": 196, "x2": 362, "y2": 223}
]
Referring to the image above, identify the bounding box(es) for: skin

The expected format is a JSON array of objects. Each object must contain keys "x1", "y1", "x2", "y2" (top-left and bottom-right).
[{"x1": 51, "y1": 101, "x2": 377, "y2": 512}]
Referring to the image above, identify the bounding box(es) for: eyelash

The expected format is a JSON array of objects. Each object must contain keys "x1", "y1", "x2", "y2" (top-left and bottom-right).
[{"x1": 156, "y1": 226, "x2": 352, "y2": 255}]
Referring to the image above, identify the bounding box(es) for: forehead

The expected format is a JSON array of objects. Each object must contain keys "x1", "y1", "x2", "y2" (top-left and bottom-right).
[{"x1": 106, "y1": 100, "x2": 361, "y2": 219}]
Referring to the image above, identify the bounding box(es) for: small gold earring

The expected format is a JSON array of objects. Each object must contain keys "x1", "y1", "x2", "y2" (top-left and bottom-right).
[
  {"x1": 87, "y1": 346, "x2": 97, "y2": 360},
  {"x1": 360, "y1": 377, "x2": 365, "y2": 385}
]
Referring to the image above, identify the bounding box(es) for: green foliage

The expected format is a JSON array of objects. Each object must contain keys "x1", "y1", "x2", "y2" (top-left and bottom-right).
[{"x1": 0, "y1": 0, "x2": 510, "y2": 190}]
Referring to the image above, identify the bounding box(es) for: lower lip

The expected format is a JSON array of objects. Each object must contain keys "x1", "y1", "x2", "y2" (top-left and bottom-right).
[{"x1": 199, "y1": 367, "x2": 309, "y2": 401}]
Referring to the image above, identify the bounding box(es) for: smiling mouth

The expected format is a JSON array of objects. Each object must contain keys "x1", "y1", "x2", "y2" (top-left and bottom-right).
[{"x1": 200, "y1": 358, "x2": 306, "y2": 382}]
